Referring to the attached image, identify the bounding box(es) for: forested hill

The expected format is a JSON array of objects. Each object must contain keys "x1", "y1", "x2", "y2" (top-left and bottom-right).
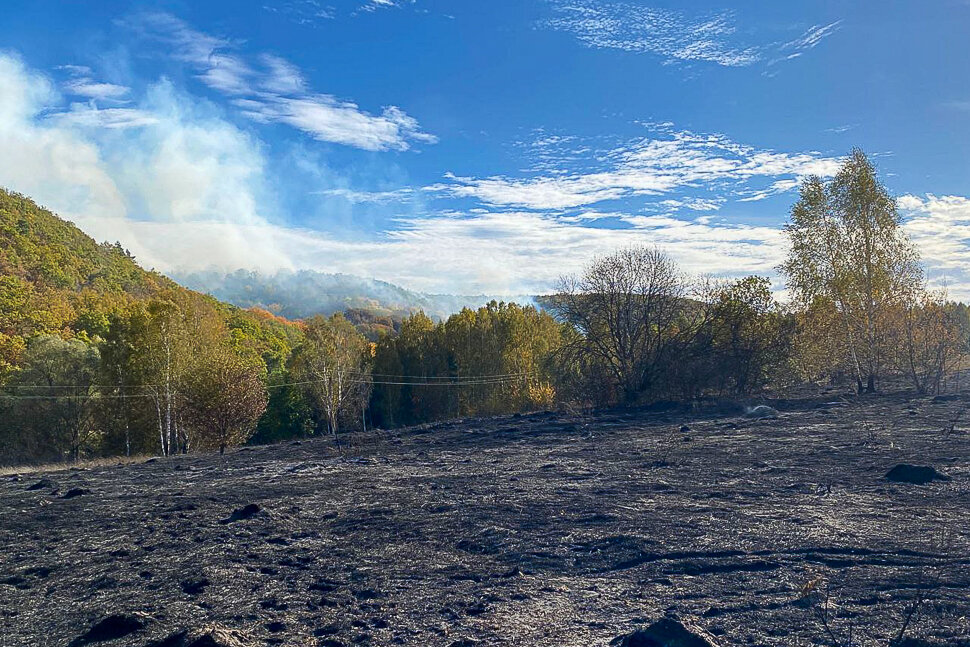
[
  {"x1": 170, "y1": 268, "x2": 529, "y2": 321},
  {"x1": 0, "y1": 189, "x2": 174, "y2": 296},
  {"x1": 0, "y1": 188, "x2": 299, "y2": 380}
]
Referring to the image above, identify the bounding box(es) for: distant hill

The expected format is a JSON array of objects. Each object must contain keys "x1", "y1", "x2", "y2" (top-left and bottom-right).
[{"x1": 170, "y1": 268, "x2": 530, "y2": 322}]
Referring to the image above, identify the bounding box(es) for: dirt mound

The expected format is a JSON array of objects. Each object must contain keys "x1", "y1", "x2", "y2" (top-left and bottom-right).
[
  {"x1": 612, "y1": 616, "x2": 720, "y2": 647},
  {"x1": 68, "y1": 613, "x2": 150, "y2": 646},
  {"x1": 885, "y1": 464, "x2": 951, "y2": 485},
  {"x1": 219, "y1": 503, "x2": 261, "y2": 523},
  {"x1": 148, "y1": 626, "x2": 252, "y2": 647}
]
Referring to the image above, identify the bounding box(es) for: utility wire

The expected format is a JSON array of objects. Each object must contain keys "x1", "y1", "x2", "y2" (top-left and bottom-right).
[{"x1": 0, "y1": 373, "x2": 540, "y2": 399}]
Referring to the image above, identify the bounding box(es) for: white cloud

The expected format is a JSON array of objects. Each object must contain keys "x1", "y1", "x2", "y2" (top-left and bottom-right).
[
  {"x1": 360, "y1": 0, "x2": 413, "y2": 11},
  {"x1": 70, "y1": 209, "x2": 785, "y2": 294},
  {"x1": 900, "y1": 194, "x2": 970, "y2": 299},
  {"x1": 237, "y1": 95, "x2": 437, "y2": 152},
  {"x1": 259, "y1": 54, "x2": 307, "y2": 94},
  {"x1": 313, "y1": 187, "x2": 415, "y2": 203},
  {"x1": 435, "y1": 128, "x2": 842, "y2": 210},
  {"x1": 53, "y1": 105, "x2": 160, "y2": 129},
  {"x1": 0, "y1": 53, "x2": 128, "y2": 221},
  {"x1": 63, "y1": 79, "x2": 131, "y2": 100},
  {"x1": 0, "y1": 52, "x2": 793, "y2": 295},
  {"x1": 0, "y1": 52, "x2": 293, "y2": 272},
  {"x1": 128, "y1": 12, "x2": 434, "y2": 151},
  {"x1": 766, "y1": 20, "x2": 841, "y2": 71},
  {"x1": 542, "y1": 1, "x2": 761, "y2": 66},
  {"x1": 782, "y1": 21, "x2": 842, "y2": 52}
]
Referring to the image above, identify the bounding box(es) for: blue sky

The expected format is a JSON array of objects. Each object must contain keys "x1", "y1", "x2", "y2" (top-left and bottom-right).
[{"x1": 1, "y1": 0, "x2": 969, "y2": 296}]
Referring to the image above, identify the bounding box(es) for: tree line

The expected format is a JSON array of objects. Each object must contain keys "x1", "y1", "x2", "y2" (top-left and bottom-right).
[{"x1": 1, "y1": 150, "x2": 967, "y2": 465}]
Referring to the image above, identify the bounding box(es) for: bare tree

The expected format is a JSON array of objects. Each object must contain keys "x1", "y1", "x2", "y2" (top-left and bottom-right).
[{"x1": 552, "y1": 246, "x2": 687, "y2": 403}]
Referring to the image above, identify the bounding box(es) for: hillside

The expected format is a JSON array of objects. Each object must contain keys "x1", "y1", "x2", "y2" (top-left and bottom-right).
[
  {"x1": 0, "y1": 188, "x2": 300, "y2": 379},
  {"x1": 170, "y1": 268, "x2": 528, "y2": 322},
  {"x1": 2, "y1": 387, "x2": 968, "y2": 646}
]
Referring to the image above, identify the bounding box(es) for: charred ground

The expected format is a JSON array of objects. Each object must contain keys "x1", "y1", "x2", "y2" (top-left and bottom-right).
[{"x1": 2, "y1": 386, "x2": 969, "y2": 647}]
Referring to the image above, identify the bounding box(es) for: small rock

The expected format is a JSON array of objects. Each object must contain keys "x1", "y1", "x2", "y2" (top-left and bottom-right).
[
  {"x1": 886, "y1": 464, "x2": 951, "y2": 485},
  {"x1": 147, "y1": 625, "x2": 252, "y2": 647},
  {"x1": 181, "y1": 577, "x2": 209, "y2": 595},
  {"x1": 61, "y1": 487, "x2": 92, "y2": 499},
  {"x1": 679, "y1": 425, "x2": 691, "y2": 433},
  {"x1": 219, "y1": 503, "x2": 261, "y2": 524},
  {"x1": 69, "y1": 613, "x2": 150, "y2": 646},
  {"x1": 743, "y1": 406, "x2": 779, "y2": 419},
  {"x1": 26, "y1": 478, "x2": 54, "y2": 491},
  {"x1": 314, "y1": 623, "x2": 343, "y2": 636},
  {"x1": 612, "y1": 616, "x2": 721, "y2": 647}
]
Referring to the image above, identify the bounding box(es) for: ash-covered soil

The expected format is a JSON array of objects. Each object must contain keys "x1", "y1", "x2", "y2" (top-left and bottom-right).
[{"x1": 2, "y1": 388, "x2": 970, "y2": 647}]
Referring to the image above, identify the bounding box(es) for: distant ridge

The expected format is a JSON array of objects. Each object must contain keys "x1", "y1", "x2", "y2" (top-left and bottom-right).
[{"x1": 169, "y1": 268, "x2": 533, "y2": 321}]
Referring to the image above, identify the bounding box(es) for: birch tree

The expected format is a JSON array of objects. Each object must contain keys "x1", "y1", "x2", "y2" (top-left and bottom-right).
[
  {"x1": 781, "y1": 149, "x2": 922, "y2": 393},
  {"x1": 292, "y1": 314, "x2": 371, "y2": 439}
]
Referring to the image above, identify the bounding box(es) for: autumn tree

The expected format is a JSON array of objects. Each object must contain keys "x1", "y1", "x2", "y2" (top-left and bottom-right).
[
  {"x1": 893, "y1": 288, "x2": 963, "y2": 395},
  {"x1": 182, "y1": 345, "x2": 268, "y2": 454},
  {"x1": 781, "y1": 149, "x2": 922, "y2": 393},
  {"x1": 292, "y1": 314, "x2": 372, "y2": 439},
  {"x1": 1, "y1": 336, "x2": 101, "y2": 463},
  {"x1": 707, "y1": 276, "x2": 792, "y2": 395}
]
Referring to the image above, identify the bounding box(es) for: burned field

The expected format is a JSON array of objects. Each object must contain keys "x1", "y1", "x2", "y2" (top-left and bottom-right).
[{"x1": 2, "y1": 389, "x2": 969, "y2": 647}]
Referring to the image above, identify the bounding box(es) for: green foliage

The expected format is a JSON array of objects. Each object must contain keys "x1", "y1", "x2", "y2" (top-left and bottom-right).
[
  {"x1": 0, "y1": 190, "x2": 303, "y2": 465},
  {"x1": 370, "y1": 302, "x2": 566, "y2": 428},
  {"x1": 781, "y1": 150, "x2": 923, "y2": 392},
  {"x1": 707, "y1": 277, "x2": 794, "y2": 395},
  {"x1": 291, "y1": 314, "x2": 372, "y2": 436},
  {"x1": 0, "y1": 335, "x2": 101, "y2": 463}
]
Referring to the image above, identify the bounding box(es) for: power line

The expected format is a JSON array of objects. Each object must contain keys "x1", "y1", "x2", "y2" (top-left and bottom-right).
[
  {"x1": 0, "y1": 393, "x2": 157, "y2": 400},
  {"x1": 0, "y1": 372, "x2": 540, "y2": 399},
  {"x1": 0, "y1": 371, "x2": 539, "y2": 392}
]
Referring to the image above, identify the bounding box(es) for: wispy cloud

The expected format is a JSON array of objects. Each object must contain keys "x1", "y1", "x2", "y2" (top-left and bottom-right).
[
  {"x1": 52, "y1": 105, "x2": 160, "y2": 129},
  {"x1": 261, "y1": 1, "x2": 335, "y2": 25},
  {"x1": 359, "y1": 0, "x2": 414, "y2": 12},
  {"x1": 943, "y1": 100, "x2": 970, "y2": 112},
  {"x1": 63, "y1": 79, "x2": 131, "y2": 101},
  {"x1": 125, "y1": 12, "x2": 435, "y2": 151},
  {"x1": 313, "y1": 187, "x2": 415, "y2": 203},
  {"x1": 0, "y1": 51, "x2": 790, "y2": 295},
  {"x1": 782, "y1": 21, "x2": 842, "y2": 52},
  {"x1": 766, "y1": 20, "x2": 842, "y2": 71},
  {"x1": 825, "y1": 123, "x2": 857, "y2": 134},
  {"x1": 261, "y1": 0, "x2": 417, "y2": 24},
  {"x1": 236, "y1": 96, "x2": 437, "y2": 151},
  {"x1": 433, "y1": 127, "x2": 842, "y2": 211},
  {"x1": 57, "y1": 64, "x2": 132, "y2": 102},
  {"x1": 541, "y1": 1, "x2": 761, "y2": 66}
]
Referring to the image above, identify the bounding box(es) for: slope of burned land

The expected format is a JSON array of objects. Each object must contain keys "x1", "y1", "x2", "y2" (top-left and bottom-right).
[{"x1": 2, "y1": 388, "x2": 969, "y2": 647}]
